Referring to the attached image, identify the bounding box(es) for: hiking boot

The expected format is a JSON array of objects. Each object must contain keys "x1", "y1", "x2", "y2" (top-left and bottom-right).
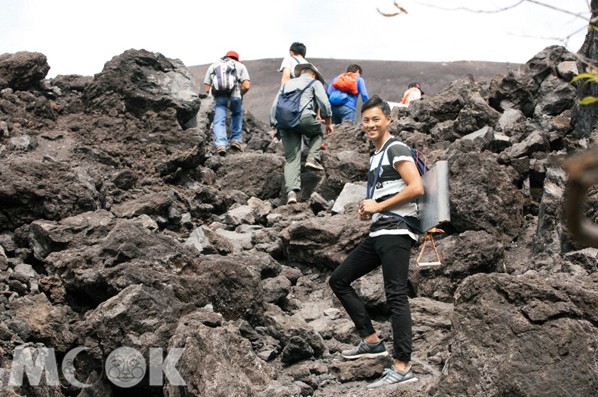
[
  {"x1": 366, "y1": 366, "x2": 418, "y2": 389},
  {"x1": 305, "y1": 158, "x2": 324, "y2": 171},
  {"x1": 287, "y1": 191, "x2": 298, "y2": 204},
  {"x1": 341, "y1": 339, "x2": 388, "y2": 360},
  {"x1": 230, "y1": 140, "x2": 244, "y2": 152},
  {"x1": 216, "y1": 145, "x2": 226, "y2": 156}
]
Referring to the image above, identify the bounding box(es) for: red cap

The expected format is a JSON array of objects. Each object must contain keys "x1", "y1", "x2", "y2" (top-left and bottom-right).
[{"x1": 225, "y1": 51, "x2": 239, "y2": 61}]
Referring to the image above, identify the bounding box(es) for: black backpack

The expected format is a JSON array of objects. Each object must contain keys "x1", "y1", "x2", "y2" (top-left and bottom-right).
[{"x1": 275, "y1": 80, "x2": 316, "y2": 130}]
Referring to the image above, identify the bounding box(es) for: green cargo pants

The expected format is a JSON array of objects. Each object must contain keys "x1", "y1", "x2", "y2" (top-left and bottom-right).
[{"x1": 280, "y1": 114, "x2": 323, "y2": 194}]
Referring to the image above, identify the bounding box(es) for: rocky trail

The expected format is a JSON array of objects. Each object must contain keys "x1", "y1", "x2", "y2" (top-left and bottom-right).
[{"x1": 0, "y1": 40, "x2": 597, "y2": 397}]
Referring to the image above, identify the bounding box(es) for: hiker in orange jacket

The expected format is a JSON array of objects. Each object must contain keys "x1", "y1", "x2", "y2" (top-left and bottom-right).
[{"x1": 326, "y1": 64, "x2": 369, "y2": 124}]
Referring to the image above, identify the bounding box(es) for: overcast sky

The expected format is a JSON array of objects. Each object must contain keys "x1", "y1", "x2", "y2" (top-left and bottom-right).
[{"x1": 0, "y1": 0, "x2": 592, "y2": 78}]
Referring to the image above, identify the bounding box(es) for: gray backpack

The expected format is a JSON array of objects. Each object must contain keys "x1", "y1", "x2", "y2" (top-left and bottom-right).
[{"x1": 211, "y1": 58, "x2": 238, "y2": 96}]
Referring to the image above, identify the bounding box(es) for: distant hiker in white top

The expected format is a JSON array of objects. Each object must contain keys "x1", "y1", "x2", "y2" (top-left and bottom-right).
[
  {"x1": 279, "y1": 42, "x2": 308, "y2": 86},
  {"x1": 399, "y1": 82, "x2": 424, "y2": 107},
  {"x1": 204, "y1": 50, "x2": 250, "y2": 156}
]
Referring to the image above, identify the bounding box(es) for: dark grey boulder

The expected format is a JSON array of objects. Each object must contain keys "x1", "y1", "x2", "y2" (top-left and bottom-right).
[
  {"x1": 83, "y1": 49, "x2": 200, "y2": 127},
  {"x1": 0, "y1": 51, "x2": 50, "y2": 90},
  {"x1": 435, "y1": 273, "x2": 598, "y2": 397}
]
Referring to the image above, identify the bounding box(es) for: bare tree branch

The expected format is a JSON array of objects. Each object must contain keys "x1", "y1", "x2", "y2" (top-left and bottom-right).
[
  {"x1": 416, "y1": 0, "x2": 588, "y2": 20},
  {"x1": 377, "y1": 0, "x2": 596, "y2": 68},
  {"x1": 377, "y1": 8, "x2": 401, "y2": 17},
  {"x1": 416, "y1": 0, "x2": 526, "y2": 14},
  {"x1": 394, "y1": 1, "x2": 409, "y2": 14},
  {"x1": 524, "y1": 0, "x2": 590, "y2": 19},
  {"x1": 384, "y1": 0, "x2": 592, "y2": 54},
  {"x1": 377, "y1": 1, "x2": 409, "y2": 17}
]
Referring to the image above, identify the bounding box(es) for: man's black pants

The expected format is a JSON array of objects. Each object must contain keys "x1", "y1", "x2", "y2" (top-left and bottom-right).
[{"x1": 329, "y1": 234, "x2": 413, "y2": 362}]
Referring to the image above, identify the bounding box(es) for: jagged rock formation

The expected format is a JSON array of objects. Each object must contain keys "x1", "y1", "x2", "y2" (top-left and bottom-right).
[{"x1": 0, "y1": 42, "x2": 596, "y2": 397}]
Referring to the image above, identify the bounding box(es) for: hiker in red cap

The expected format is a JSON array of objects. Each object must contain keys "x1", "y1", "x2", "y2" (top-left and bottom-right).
[
  {"x1": 225, "y1": 51, "x2": 240, "y2": 61},
  {"x1": 204, "y1": 51, "x2": 251, "y2": 156}
]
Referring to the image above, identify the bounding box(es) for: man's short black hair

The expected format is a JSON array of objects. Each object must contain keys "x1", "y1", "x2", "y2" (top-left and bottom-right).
[
  {"x1": 289, "y1": 42, "x2": 306, "y2": 57},
  {"x1": 361, "y1": 95, "x2": 391, "y2": 116},
  {"x1": 347, "y1": 64, "x2": 362, "y2": 74}
]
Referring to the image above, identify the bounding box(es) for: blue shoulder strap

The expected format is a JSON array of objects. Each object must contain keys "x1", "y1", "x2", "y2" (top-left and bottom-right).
[
  {"x1": 297, "y1": 79, "x2": 317, "y2": 114},
  {"x1": 366, "y1": 138, "x2": 397, "y2": 199},
  {"x1": 278, "y1": 79, "x2": 317, "y2": 115},
  {"x1": 282, "y1": 78, "x2": 316, "y2": 96},
  {"x1": 290, "y1": 56, "x2": 302, "y2": 78}
]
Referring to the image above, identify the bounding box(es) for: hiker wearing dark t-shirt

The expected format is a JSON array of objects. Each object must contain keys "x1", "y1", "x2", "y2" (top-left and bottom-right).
[{"x1": 329, "y1": 96, "x2": 423, "y2": 390}]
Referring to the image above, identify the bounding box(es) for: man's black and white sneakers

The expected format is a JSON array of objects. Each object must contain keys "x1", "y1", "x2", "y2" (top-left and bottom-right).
[
  {"x1": 367, "y1": 365, "x2": 418, "y2": 389},
  {"x1": 341, "y1": 339, "x2": 388, "y2": 359}
]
